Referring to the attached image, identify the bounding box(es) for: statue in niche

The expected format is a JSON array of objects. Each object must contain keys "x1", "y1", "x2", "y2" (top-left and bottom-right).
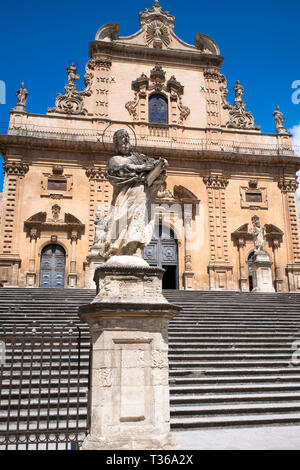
[
  {"x1": 16, "y1": 82, "x2": 29, "y2": 107},
  {"x1": 250, "y1": 215, "x2": 266, "y2": 252},
  {"x1": 95, "y1": 129, "x2": 168, "y2": 259}
]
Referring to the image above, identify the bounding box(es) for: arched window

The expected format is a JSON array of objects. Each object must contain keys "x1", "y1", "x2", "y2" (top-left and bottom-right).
[{"x1": 149, "y1": 94, "x2": 168, "y2": 124}]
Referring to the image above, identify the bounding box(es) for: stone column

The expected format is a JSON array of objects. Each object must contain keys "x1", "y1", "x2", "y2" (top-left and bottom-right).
[
  {"x1": 79, "y1": 258, "x2": 180, "y2": 450},
  {"x1": 237, "y1": 237, "x2": 248, "y2": 292},
  {"x1": 26, "y1": 228, "x2": 38, "y2": 287},
  {"x1": 203, "y1": 174, "x2": 233, "y2": 290},
  {"x1": 278, "y1": 178, "x2": 300, "y2": 291}
]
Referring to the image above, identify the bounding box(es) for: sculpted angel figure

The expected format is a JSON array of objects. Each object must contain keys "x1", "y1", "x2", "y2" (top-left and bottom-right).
[
  {"x1": 250, "y1": 215, "x2": 266, "y2": 252},
  {"x1": 96, "y1": 129, "x2": 168, "y2": 259}
]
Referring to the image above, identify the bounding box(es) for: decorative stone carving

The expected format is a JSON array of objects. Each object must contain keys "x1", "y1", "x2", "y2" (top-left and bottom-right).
[
  {"x1": 95, "y1": 129, "x2": 168, "y2": 259},
  {"x1": 278, "y1": 177, "x2": 298, "y2": 193},
  {"x1": 146, "y1": 21, "x2": 171, "y2": 49},
  {"x1": 203, "y1": 175, "x2": 229, "y2": 189},
  {"x1": 139, "y1": 1, "x2": 175, "y2": 31},
  {"x1": 93, "y1": 368, "x2": 112, "y2": 387},
  {"x1": 126, "y1": 66, "x2": 190, "y2": 124},
  {"x1": 218, "y1": 74, "x2": 232, "y2": 109},
  {"x1": 51, "y1": 204, "x2": 61, "y2": 222},
  {"x1": 250, "y1": 215, "x2": 266, "y2": 252},
  {"x1": 13, "y1": 83, "x2": 29, "y2": 112},
  {"x1": 240, "y1": 181, "x2": 268, "y2": 210},
  {"x1": 3, "y1": 161, "x2": 29, "y2": 177},
  {"x1": 48, "y1": 63, "x2": 91, "y2": 115},
  {"x1": 227, "y1": 80, "x2": 260, "y2": 130},
  {"x1": 273, "y1": 106, "x2": 290, "y2": 135}
]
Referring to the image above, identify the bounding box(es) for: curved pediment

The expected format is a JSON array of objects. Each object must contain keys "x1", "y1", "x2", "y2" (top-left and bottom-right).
[
  {"x1": 174, "y1": 185, "x2": 199, "y2": 202},
  {"x1": 25, "y1": 212, "x2": 47, "y2": 223},
  {"x1": 92, "y1": 2, "x2": 220, "y2": 57},
  {"x1": 64, "y1": 213, "x2": 84, "y2": 225}
]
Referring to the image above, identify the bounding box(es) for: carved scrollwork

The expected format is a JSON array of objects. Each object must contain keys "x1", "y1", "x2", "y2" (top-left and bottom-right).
[
  {"x1": 48, "y1": 63, "x2": 91, "y2": 116},
  {"x1": 125, "y1": 65, "x2": 190, "y2": 124},
  {"x1": 226, "y1": 80, "x2": 260, "y2": 130}
]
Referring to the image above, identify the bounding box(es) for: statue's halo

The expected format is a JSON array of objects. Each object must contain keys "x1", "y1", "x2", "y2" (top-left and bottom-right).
[{"x1": 100, "y1": 123, "x2": 137, "y2": 151}]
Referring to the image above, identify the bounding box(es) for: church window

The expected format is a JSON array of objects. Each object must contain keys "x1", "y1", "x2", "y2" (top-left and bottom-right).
[
  {"x1": 47, "y1": 179, "x2": 67, "y2": 191},
  {"x1": 245, "y1": 192, "x2": 262, "y2": 203},
  {"x1": 149, "y1": 94, "x2": 168, "y2": 124}
]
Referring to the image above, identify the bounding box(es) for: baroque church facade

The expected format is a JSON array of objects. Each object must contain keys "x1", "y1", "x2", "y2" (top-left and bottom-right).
[{"x1": 0, "y1": 1, "x2": 300, "y2": 292}]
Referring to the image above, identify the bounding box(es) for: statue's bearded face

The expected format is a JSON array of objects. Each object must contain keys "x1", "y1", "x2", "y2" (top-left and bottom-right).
[{"x1": 117, "y1": 132, "x2": 131, "y2": 156}]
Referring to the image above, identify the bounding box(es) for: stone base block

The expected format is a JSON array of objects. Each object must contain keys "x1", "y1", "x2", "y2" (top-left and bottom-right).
[
  {"x1": 81, "y1": 432, "x2": 178, "y2": 451},
  {"x1": 251, "y1": 250, "x2": 275, "y2": 293},
  {"x1": 78, "y1": 255, "x2": 180, "y2": 451},
  {"x1": 92, "y1": 255, "x2": 168, "y2": 304}
]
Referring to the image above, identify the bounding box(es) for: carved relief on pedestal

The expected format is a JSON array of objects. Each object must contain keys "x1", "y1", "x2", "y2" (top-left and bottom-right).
[{"x1": 125, "y1": 65, "x2": 190, "y2": 124}]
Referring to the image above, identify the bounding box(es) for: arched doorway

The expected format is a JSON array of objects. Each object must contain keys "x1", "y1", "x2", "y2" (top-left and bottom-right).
[
  {"x1": 39, "y1": 244, "x2": 66, "y2": 288},
  {"x1": 248, "y1": 251, "x2": 255, "y2": 291},
  {"x1": 143, "y1": 223, "x2": 178, "y2": 289}
]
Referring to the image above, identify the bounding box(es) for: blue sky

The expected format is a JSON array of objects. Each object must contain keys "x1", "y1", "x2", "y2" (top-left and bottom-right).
[{"x1": 0, "y1": 0, "x2": 300, "y2": 191}]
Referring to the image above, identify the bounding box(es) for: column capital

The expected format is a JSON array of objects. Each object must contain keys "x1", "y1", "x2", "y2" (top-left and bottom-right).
[
  {"x1": 278, "y1": 177, "x2": 298, "y2": 193},
  {"x1": 3, "y1": 161, "x2": 29, "y2": 177},
  {"x1": 203, "y1": 175, "x2": 229, "y2": 189}
]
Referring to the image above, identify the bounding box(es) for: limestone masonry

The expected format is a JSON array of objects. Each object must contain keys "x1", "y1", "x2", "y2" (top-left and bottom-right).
[{"x1": 0, "y1": 1, "x2": 300, "y2": 292}]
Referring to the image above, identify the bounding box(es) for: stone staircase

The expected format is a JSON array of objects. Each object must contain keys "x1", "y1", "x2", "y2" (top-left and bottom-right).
[{"x1": 0, "y1": 288, "x2": 300, "y2": 436}]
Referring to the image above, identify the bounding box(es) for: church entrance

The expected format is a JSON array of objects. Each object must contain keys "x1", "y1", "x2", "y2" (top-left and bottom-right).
[
  {"x1": 142, "y1": 224, "x2": 179, "y2": 289},
  {"x1": 248, "y1": 251, "x2": 255, "y2": 291},
  {"x1": 39, "y1": 244, "x2": 66, "y2": 288}
]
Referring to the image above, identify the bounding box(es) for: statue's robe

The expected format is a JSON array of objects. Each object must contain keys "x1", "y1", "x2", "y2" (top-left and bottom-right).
[{"x1": 101, "y1": 152, "x2": 165, "y2": 258}]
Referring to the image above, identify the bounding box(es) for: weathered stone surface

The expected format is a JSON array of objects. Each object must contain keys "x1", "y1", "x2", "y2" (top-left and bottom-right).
[{"x1": 251, "y1": 250, "x2": 275, "y2": 293}]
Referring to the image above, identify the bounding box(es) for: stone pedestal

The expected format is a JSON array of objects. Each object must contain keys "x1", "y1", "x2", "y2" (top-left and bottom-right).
[
  {"x1": 79, "y1": 256, "x2": 180, "y2": 450},
  {"x1": 251, "y1": 250, "x2": 275, "y2": 293}
]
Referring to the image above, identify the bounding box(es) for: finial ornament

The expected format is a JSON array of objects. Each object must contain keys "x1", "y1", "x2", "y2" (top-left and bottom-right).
[
  {"x1": 273, "y1": 105, "x2": 289, "y2": 135},
  {"x1": 13, "y1": 82, "x2": 29, "y2": 113}
]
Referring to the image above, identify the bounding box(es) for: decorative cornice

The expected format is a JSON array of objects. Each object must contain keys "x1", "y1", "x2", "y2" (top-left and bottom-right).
[{"x1": 3, "y1": 161, "x2": 29, "y2": 176}]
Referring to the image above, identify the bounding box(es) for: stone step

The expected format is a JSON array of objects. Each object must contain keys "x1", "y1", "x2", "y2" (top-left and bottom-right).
[
  {"x1": 171, "y1": 402, "x2": 300, "y2": 416},
  {"x1": 170, "y1": 391, "x2": 300, "y2": 405},
  {"x1": 170, "y1": 412, "x2": 300, "y2": 429}
]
